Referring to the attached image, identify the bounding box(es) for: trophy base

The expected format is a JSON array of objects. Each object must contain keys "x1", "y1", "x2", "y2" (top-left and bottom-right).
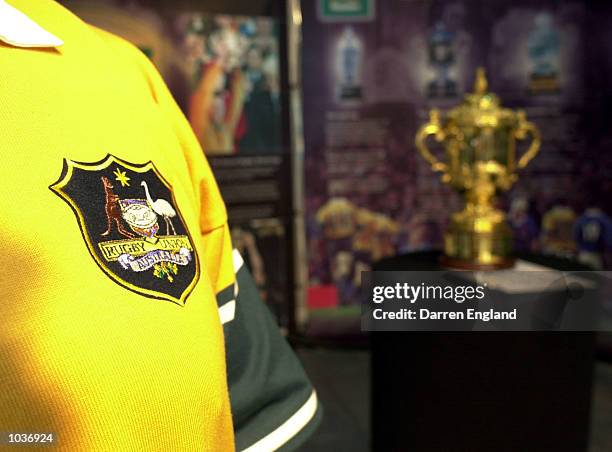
[
  {"x1": 442, "y1": 207, "x2": 515, "y2": 271},
  {"x1": 339, "y1": 85, "x2": 362, "y2": 100},
  {"x1": 528, "y1": 73, "x2": 560, "y2": 95},
  {"x1": 439, "y1": 254, "x2": 515, "y2": 271}
]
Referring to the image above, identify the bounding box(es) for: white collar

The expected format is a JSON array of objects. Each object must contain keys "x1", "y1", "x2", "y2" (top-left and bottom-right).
[{"x1": 0, "y1": 0, "x2": 63, "y2": 48}]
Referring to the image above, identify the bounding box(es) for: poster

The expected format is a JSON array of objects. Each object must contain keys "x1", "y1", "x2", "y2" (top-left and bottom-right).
[
  {"x1": 179, "y1": 14, "x2": 282, "y2": 155},
  {"x1": 302, "y1": 0, "x2": 607, "y2": 320}
]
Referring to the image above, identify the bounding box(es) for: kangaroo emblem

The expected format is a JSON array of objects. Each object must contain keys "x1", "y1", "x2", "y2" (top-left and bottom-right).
[{"x1": 100, "y1": 176, "x2": 136, "y2": 239}]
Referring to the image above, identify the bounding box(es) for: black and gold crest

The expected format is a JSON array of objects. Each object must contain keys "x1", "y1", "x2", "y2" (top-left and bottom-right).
[{"x1": 50, "y1": 155, "x2": 200, "y2": 306}]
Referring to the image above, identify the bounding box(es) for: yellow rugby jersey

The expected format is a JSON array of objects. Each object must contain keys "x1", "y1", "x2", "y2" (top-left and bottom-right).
[{"x1": 0, "y1": 1, "x2": 320, "y2": 450}]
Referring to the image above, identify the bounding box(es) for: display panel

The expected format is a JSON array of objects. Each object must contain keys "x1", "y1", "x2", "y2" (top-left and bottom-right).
[{"x1": 302, "y1": 0, "x2": 607, "y2": 332}]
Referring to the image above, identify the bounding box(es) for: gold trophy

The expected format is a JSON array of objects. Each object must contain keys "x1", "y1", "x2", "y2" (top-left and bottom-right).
[{"x1": 415, "y1": 68, "x2": 541, "y2": 269}]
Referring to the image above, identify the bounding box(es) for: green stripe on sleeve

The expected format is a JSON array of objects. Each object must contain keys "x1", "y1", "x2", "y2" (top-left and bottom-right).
[{"x1": 224, "y1": 264, "x2": 322, "y2": 451}]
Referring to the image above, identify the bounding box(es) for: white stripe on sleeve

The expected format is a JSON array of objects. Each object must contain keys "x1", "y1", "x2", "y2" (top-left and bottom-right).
[{"x1": 241, "y1": 390, "x2": 319, "y2": 452}]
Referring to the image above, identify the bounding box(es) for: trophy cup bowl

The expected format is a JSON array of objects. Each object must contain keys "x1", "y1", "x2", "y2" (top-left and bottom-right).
[{"x1": 415, "y1": 68, "x2": 541, "y2": 270}]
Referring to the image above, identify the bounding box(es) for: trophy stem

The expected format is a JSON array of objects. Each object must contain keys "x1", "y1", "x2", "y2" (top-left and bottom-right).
[{"x1": 442, "y1": 187, "x2": 515, "y2": 270}]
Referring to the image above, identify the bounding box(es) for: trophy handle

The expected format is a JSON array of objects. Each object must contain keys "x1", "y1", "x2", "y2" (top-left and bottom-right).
[
  {"x1": 415, "y1": 109, "x2": 448, "y2": 173},
  {"x1": 515, "y1": 110, "x2": 541, "y2": 169}
]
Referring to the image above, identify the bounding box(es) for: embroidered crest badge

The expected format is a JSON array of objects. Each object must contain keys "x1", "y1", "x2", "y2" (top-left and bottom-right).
[{"x1": 50, "y1": 155, "x2": 200, "y2": 305}]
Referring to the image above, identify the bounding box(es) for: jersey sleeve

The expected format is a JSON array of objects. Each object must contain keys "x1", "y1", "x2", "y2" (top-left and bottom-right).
[
  {"x1": 224, "y1": 250, "x2": 323, "y2": 451},
  {"x1": 100, "y1": 30, "x2": 323, "y2": 450}
]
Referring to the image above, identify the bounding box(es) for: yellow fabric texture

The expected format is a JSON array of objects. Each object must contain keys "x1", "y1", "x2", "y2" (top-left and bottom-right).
[{"x1": 0, "y1": 1, "x2": 235, "y2": 450}]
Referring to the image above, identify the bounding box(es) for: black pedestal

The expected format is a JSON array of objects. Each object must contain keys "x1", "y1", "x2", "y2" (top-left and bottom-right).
[{"x1": 372, "y1": 251, "x2": 596, "y2": 452}]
